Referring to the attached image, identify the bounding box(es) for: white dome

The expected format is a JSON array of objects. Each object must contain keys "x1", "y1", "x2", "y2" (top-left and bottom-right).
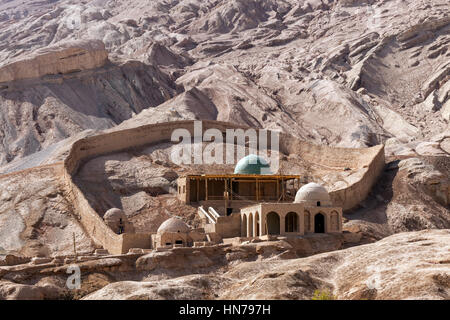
[
  {"x1": 157, "y1": 217, "x2": 190, "y2": 234},
  {"x1": 104, "y1": 208, "x2": 126, "y2": 221},
  {"x1": 103, "y1": 208, "x2": 135, "y2": 234},
  {"x1": 294, "y1": 183, "x2": 331, "y2": 205}
]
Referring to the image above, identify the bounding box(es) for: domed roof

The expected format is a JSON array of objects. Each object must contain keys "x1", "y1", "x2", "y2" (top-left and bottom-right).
[
  {"x1": 294, "y1": 183, "x2": 330, "y2": 203},
  {"x1": 157, "y1": 217, "x2": 190, "y2": 234},
  {"x1": 234, "y1": 154, "x2": 271, "y2": 175},
  {"x1": 104, "y1": 208, "x2": 126, "y2": 221}
]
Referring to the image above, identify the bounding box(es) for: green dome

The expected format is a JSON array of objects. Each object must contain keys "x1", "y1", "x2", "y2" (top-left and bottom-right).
[{"x1": 234, "y1": 155, "x2": 272, "y2": 175}]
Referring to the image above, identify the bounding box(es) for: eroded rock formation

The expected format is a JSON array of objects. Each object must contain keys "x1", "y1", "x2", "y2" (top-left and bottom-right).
[{"x1": 0, "y1": 40, "x2": 108, "y2": 83}]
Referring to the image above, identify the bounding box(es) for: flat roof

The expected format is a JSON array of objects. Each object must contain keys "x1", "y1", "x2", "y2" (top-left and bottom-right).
[
  {"x1": 180, "y1": 174, "x2": 301, "y2": 179},
  {"x1": 241, "y1": 202, "x2": 303, "y2": 207}
]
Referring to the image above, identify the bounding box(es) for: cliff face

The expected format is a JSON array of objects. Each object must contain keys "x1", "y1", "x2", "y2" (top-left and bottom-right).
[
  {"x1": 0, "y1": 40, "x2": 108, "y2": 83},
  {"x1": 0, "y1": 50, "x2": 180, "y2": 165}
]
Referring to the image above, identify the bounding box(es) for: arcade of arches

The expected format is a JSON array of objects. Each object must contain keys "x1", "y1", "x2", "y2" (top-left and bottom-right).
[{"x1": 240, "y1": 203, "x2": 342, "y2": 237}]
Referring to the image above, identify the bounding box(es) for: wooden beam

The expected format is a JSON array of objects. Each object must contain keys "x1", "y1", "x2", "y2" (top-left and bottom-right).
[
  {"x1": 232, "y1": 179, "x2": 278, "y2": 183},
  {"x1": 180, "y1": 174, "x2": 301, "y2": 179}
]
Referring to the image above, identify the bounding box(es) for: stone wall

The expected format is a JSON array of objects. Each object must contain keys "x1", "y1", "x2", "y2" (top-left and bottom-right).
[
  {"x1": 211, "y1": 214, "x2": 242, "y2": 238},
  {"x1": 329, "y1": 145, "x2": 385, "y2": 210},
  {"x1": 65, "y1": 120, "x2": 245, "y2": 174},
  {"x1": 61, "y1": 120, "x2": 385, "y2": 253},
  {"x1": 63, "y1": 168, "x2": 152, "y2": 254},
  {"x1": 280, "y1": 137, "x2": 385, "y2": 211}
]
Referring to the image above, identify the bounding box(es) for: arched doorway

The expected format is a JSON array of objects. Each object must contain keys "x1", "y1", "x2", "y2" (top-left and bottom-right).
[
  {"x1": 314, "y1": 213, "x2": 325, "y2": 233},
  {"x1": 266, "y1": 212, "x2": 280, "y2": 235},
  {"x1": 255, "y1": 212, "x2": 260, "y2": 237},
  {"x1": 285, "y1": 212, "x2": 298, "y2": 232},
  {"x1": 241, "y1": 215, "x2": 247, "y2": 237},
  {"x1": 248, "y1": 213, "x2": 253, "y2": 237}
]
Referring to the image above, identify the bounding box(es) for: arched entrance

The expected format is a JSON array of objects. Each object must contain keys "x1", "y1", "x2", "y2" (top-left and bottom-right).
[
  {"x1": 314, "y1": 213, "x2": 325, "y2": 233},
  {"x1": 266, "y1": 212, "x2": 280, "y2": 235},
  {"x1": 248, "y1": 213, "x2": 253, "y2": 237},
  {"x1": 285, "y1": 212, "x2": 298, "y2": 232},
  {"x1": 241, "y1": 214, "x2": 247, "y2": 237}
]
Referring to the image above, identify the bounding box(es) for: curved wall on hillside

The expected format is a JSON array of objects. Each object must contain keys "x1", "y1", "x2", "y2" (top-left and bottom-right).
[{"x1": 62, "y1": 120, "x2": 385, "y2": 254}]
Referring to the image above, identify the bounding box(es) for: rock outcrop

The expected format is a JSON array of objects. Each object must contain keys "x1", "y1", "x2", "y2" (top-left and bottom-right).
[
  {"x1": 83, "y1": 230, "x2": 450, "y2": 300},
  {"x1": 0, "y1": 60, "x2": 179, "y2": 166},
  {"x1": 220, "y1": 229, "x2": 450, "y2": 300},
  {"x1": 0, "y1": 40, "x2": 108, "y2": 83},
  {"x1": 0, "y1": 281, "x2": 45, "y2": 300}
]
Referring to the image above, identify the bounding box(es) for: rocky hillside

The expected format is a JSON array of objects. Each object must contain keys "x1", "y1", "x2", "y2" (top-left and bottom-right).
[
  {"x1": 0, "y1": 0, "x2": 448, "y2": 301},
  {"x1": 0, "y1": 164, "x2": 94, "y2": 257},
  {"x1": 2, "y1": 230, "x2": 447, "y2": 300},
  {"x1": 0, "y1": 0, "x2": 448, "y2": 169},
  {"x1": 0, "y1": 0, "x2": 447, "y2": 255}
]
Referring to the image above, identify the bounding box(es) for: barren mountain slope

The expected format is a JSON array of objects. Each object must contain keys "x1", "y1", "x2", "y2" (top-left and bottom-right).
[
  {"x1": 345, "y1": 156, "x2": 450, "y2": 242},
  {"x1": 0, "y1": 45, "x2": 181, "y2": 165},
  {"x1": 0, "y1": 0, "x2": 448, "y2": 169},
  {"x1": 0, "y1": 0, "x2": 448, "y2": 258},
  {"x1": 0, "y1": 164, "x2": 94, "y2": 256}
]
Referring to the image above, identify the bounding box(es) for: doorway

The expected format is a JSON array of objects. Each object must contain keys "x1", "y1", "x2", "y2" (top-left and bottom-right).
[
  {"x1": 314, "y1": 213, "x2": 325, "y2": 233},
  {"x1": 266, "y1": 212, "x2": 280, "y2": 235}
]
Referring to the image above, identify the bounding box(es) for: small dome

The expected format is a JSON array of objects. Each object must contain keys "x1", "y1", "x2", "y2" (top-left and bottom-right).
[
  {"x1": 294, "y1": 183, "x2": 331, "y2": 205},
  {"x1": 104, "y1": 208, "x2": 126, "y2": 221},
  {"x1": 157, "y1": 217, "x2": 190, "y2": 234},
  {"x1": 234, "y1": 154, "x2": 271, "y2": 175},
  {"x1": 103, "y1": 208, "x2": 135, "y2": 234}
]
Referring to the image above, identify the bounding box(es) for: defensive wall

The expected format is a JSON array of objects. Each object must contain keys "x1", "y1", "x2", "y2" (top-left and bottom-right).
[{"x1": 280, "y1": 138, "x2": 385, "y2": 210}]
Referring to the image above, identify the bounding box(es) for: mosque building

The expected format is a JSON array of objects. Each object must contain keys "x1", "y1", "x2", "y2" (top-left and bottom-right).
[
  {"x1": 104, "y1": 155, "x2": 343, "y2": 249},
  {"x1": 151, "y1": 155, "x2": 344, "y2": 248}
]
